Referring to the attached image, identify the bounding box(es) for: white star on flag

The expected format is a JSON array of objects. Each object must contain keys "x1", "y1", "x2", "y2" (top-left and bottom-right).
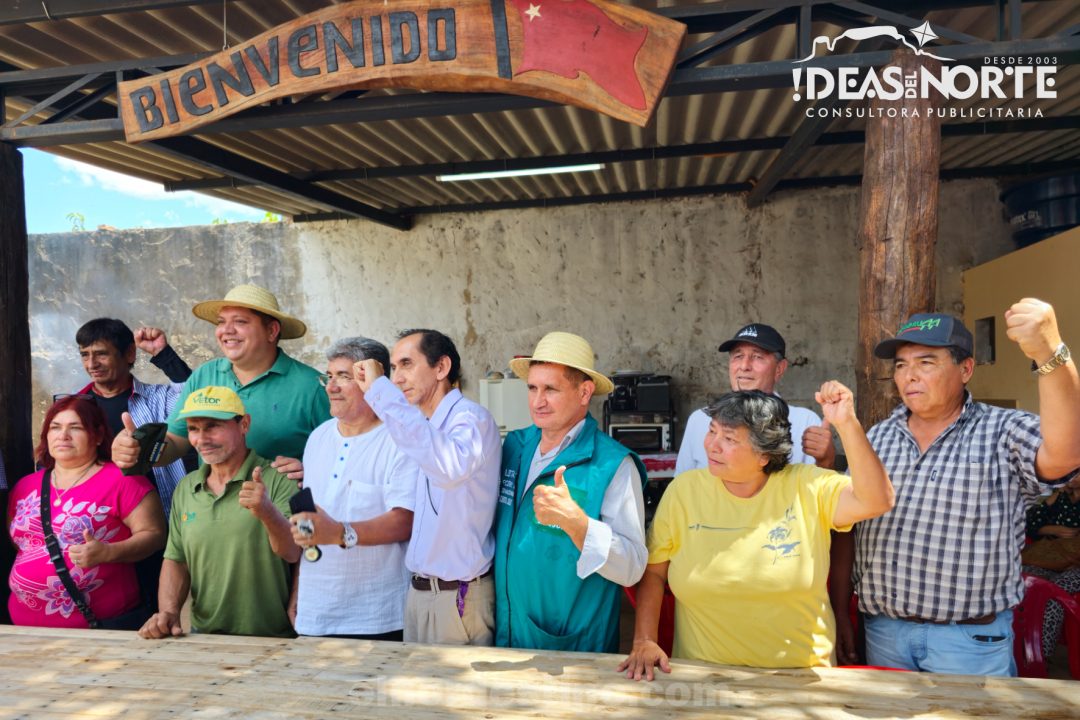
[
  {"x1": 525, "y1": 3, "x2": 541, "y2": 21},
  {"x1": 910, "y1": 21, "x2": 938, "y2": 47}
]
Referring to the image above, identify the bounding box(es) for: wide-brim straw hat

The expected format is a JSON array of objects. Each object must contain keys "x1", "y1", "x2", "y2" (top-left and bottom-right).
[
  {"x1": 509, "y1": 332, "x2": 615, "y2": 395},
  {"x1": 191, "y1": 284, "x2": 307, "y2": 340}
]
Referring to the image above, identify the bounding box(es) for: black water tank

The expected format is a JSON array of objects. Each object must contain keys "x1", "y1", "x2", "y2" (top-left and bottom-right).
[{"x1": 1000, "y1": 172, "x2": 1080, "y2": 248}]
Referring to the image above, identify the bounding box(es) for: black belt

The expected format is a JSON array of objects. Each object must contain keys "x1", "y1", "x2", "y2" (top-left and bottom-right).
[
  {"x1": 411, "y1": 566, "x2": 493, "y2": 591},
  {"x1": 901, "y1": 613, "x2": 997, "y2": 626}
]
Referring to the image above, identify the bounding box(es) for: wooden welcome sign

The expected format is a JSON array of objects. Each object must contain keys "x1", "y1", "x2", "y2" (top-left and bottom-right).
[{"x1": 118, "y1": 0, "x2": 686, "y2": 141}]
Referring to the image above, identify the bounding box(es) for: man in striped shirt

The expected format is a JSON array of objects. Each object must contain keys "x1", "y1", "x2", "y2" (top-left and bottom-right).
[
  {"x1": 837, "y1": 300, "x2": 1080, "y2": 676},
  {"x1": 74, "y1": 318, "x2": 193, "y2": 612}
]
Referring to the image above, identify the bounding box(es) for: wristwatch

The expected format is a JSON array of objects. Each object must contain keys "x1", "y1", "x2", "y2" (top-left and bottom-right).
[
  {"x1": 340, "y1": 523, "x2": 358, "y2": 549},
  {"x1": 1032, "y1": 343, "x2": 1071, "y2": 376}
]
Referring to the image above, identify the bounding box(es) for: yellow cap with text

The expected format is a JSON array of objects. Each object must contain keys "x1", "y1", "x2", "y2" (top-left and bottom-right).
[{"x1": 176, "y1": 386, "x2": 245, "y2": 420}]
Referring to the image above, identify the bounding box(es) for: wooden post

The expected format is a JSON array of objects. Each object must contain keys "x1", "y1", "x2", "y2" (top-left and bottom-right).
[
  {"x1": 0, "y1": 142, "x2": 32, "y2": 622},
  {"x1": 855, "y1": 50, "x2": 942, "y2": 428}
]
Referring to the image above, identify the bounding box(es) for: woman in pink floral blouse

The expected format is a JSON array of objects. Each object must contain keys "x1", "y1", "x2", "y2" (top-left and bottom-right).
[{"x1": 7, "y1": 395, "x2": 166, "y2": 627}]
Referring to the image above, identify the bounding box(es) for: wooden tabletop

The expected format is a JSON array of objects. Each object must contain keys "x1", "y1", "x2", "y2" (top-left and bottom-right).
[{"x1": 0, "y1": 625, "x2": 1075, "y2": 719}]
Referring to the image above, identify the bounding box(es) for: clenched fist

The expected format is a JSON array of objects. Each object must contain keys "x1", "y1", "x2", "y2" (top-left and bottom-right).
[
  {"x1": 815, "y1": 381, "x2": 858, "y2": 430},
  {"x1": 134, "y1": 327, "x2": 168, "y2": 356},
  {"x1": 802, "y1": 418, "x2": 837, "y2": 469},
  {"x1": 352, "y1": 358, "x2": 385, "y2": 394},
  {"x1": 1005, "y1": 298, "x2": 1063, "y2": 366},
  {"x1": 139, "y1": 611, "x2": 183, "y2": 639}
]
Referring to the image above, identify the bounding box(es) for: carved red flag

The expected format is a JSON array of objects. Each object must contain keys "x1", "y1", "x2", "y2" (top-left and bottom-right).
[{"x1": 505, "y1": 0, "x2": 648, "y2": 109}]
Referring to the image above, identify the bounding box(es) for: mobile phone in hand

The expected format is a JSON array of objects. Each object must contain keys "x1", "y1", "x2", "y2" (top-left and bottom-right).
[{"x1": 289, "y1": 487, "x2": 316, "y2": 516}]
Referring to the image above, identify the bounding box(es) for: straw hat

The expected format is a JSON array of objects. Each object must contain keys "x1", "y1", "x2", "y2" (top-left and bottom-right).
[
  {"x1": 509, "y1": 332, "x2": 614, "y2": 395},
  {"x1": 191, "y1": 284, "x2": 307, "y2": 340}
]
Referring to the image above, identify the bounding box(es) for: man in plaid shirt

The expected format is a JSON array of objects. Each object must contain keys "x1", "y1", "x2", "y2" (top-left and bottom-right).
[{"x1": 836, "y1": 299, "x2": 1079, "y2": 676}]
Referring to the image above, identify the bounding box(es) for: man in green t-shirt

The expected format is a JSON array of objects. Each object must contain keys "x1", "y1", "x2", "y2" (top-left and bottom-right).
[
  {"x1": 112, "y1": 284, "x2": 331, "y2": 482},
  {"x1": 138, "y1": 386, "x2": 301, "y2": 639}
]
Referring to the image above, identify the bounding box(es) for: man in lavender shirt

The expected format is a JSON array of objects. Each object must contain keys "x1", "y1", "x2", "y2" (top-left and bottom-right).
[{"x1": 353, "y1": 329, "x2": 501, "y2": 646}]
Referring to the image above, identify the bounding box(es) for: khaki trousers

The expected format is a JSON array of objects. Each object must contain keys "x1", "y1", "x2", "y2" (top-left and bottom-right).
[{"x1": 403, "y1": 573, "x2": 495, "y2": 646}]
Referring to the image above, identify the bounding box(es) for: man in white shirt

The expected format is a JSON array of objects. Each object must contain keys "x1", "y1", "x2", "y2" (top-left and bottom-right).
[
  {"x1": 675, "y1": 323, "x2": 836, "y2": 474},
  {"x1": 288, "y1": 337, "x2": 418, "y2": 641},
  {"x1": 494, "y1": 332, "x2": 647, "y2": 653},
  {"x1": 353, "y1": 329, "x2": 501, "y2": 646}
]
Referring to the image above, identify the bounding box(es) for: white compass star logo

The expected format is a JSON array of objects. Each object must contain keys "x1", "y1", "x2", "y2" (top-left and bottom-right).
[
  {"x1": 910, "y1": 21, "x2": 938, "y2": 48},
  {"x1": 525, "y1": 3, "x2": 541, "y2": 21}
]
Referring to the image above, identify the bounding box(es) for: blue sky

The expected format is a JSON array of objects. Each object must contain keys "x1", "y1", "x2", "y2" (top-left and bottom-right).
[{"x1": 21, "y1": 147, "x2": 268, "y2": 234}]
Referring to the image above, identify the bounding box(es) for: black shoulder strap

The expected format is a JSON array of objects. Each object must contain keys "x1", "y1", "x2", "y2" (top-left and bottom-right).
[{"x1": 40, "y1": 471, "x2": 100, "y2": 629}]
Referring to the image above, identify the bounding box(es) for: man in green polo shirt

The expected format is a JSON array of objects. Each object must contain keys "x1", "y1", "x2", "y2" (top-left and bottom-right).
[
  {"x1": 112, "y1": 284, "x2": 331, "y2": 480},
  {"x1": 138, "y1": 386, "x2": 301, "y2": 639}
]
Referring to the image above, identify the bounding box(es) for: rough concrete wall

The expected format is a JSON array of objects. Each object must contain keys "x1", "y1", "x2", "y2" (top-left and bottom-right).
[{"x1": 28, "y1": 178, "x2": 1013, "y2": 448}]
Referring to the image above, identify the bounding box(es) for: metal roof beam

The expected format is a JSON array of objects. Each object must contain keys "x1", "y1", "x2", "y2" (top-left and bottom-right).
[
  {"x1": 3, "y1": 35, "x2": 1080, "y2": 147},
  {"x1": 744, "y1": 18, "x2": 908, "y2": 209},
  {"x1": 659, "y1": 0, "x2": 1059, "y2": 35},
  {"x1": 290, "y1": 156, "x2": 1080, "y2": 221},
  {"x1": 161, "y1": 115, "x2": 1080, "y2": 192},
  {"x1": 0, "y1": 0, "x2": 1062, "y2": 33},
  {"x1": 831, "y1": 2, "x2": 984, "y2": 44},
  {"x1": 146, "y1": 137, "x2": 411, "y2": 230},
  {"x1": 0, "y1": 84, "x2": 411, "y2": 230},
  {"x1": 0, "y1": 1, "x2": 223, "y2": 26}
]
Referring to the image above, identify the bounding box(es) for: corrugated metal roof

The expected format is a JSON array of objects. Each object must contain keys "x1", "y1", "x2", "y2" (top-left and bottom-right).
[{"x1": 3, "y1": 0, "x2": 1080, "y2": 217}]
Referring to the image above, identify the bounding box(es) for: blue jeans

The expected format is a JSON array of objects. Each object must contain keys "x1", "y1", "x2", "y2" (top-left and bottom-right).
[{"x1": 863, "y1": 611, "x2": 1017, "y2": 677}]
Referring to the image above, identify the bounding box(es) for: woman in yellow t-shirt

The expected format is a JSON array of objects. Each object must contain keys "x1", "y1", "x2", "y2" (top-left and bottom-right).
[{"x1": 618, "y1": 382, "x2": 894, "y2": 679}]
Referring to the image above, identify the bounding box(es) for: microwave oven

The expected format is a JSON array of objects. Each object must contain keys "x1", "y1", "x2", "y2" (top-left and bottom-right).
[{"x1": 608, "y1": 423, "x2": 671, "y2": 453}]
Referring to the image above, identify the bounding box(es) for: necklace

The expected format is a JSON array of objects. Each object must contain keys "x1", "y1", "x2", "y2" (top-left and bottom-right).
[{"x1": 51, "y1": 462, "x2": 97, "y2": 507}]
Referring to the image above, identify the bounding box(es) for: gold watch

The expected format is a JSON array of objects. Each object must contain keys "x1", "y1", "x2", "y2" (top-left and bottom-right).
[{"x1": 1032, "y1": 343, "x2": 1071, "y2": 376}]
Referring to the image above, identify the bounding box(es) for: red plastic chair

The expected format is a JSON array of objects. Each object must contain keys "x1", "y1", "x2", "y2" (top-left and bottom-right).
[
  {"x1": 624, "y1": 585, "x2": 676, "y2": 657},
  {"x1": 1013, "y1": 574, "x2": 1080, "y2": 679}
]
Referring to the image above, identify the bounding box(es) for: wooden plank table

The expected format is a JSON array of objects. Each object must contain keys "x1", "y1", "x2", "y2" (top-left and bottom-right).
[{"x1": 0, "y1": 625, "x2": 1075, "y2": 719}]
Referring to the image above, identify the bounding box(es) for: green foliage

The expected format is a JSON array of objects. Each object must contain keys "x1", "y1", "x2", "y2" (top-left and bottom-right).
[
  {"x1": 211, "y1": 218, "x2": 229, "y2": 225},
  {"x1": 66, "y1": 212, "x2": 85, "y2": 232},
  {"x1": 261, "y1": 212, "x2": 282, "y2": 223}
]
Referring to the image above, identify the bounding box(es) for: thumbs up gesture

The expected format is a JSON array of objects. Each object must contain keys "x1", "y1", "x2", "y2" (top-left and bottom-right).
[
  {"x1": 240, "y1": 465, "x2": 271, "y2": 520},
  {"x1": 801, "y1": 416, "x2": 837, "y2": 469},
  {"x1": 111, "y1": 412, "x2": 142, "y2": 469},
  {"x1": 68, "y1": 528, "x2": 112, "y2": 569},
  {"x1": 532, "y1": 466, "x2": 589, "y2": 548}
]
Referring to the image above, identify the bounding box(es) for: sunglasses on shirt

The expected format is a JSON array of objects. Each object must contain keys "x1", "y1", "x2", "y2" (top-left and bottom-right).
[{"x1": 52, "y1": 393, "x2": 98, "y2": 404}]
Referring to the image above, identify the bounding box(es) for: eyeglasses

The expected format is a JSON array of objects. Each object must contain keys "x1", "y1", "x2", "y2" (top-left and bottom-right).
[
  {"x1": 52, "y1": 393, "x2": 98, "y2": 404},
  {"x1": 318, "y1": 374, "x2": 355, "y2": 387}
]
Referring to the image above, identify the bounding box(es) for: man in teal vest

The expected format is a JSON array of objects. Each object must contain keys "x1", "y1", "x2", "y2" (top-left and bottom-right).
[{"x1": 495, "y1": 332, "x2": 648, "y2": 653}]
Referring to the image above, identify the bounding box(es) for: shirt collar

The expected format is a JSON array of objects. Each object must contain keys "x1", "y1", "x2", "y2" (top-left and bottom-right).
[
  {"x1": 539, "y1": 417, "x2": 587, "y2": 459},
  {"x1": 889, "y1": 390, "x2": 979, "y2": 440},
  {"x1": 131, "y1": 376, "x2": 150, "y2": 398},
  {"x1": 430, "y1": 388, "x2": 464, "y2": 428},
  {"x1": 227, "y1": 349, "x2": 291, "y2": 385},
  {"x1": 193, "y1": 448, "x2": 258, "y2": 492},
  {"x1": 267, "y1": 348, "x2": 291, "y2": 376}
]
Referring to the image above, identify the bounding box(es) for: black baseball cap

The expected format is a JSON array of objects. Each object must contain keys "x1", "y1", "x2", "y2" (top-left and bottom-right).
[
  {"x1": 718, "y1": 323, "x2": 786, "y2": 358},
  {"x1": 873, "y1": 313, "x2": 974, "y2": 359}
]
